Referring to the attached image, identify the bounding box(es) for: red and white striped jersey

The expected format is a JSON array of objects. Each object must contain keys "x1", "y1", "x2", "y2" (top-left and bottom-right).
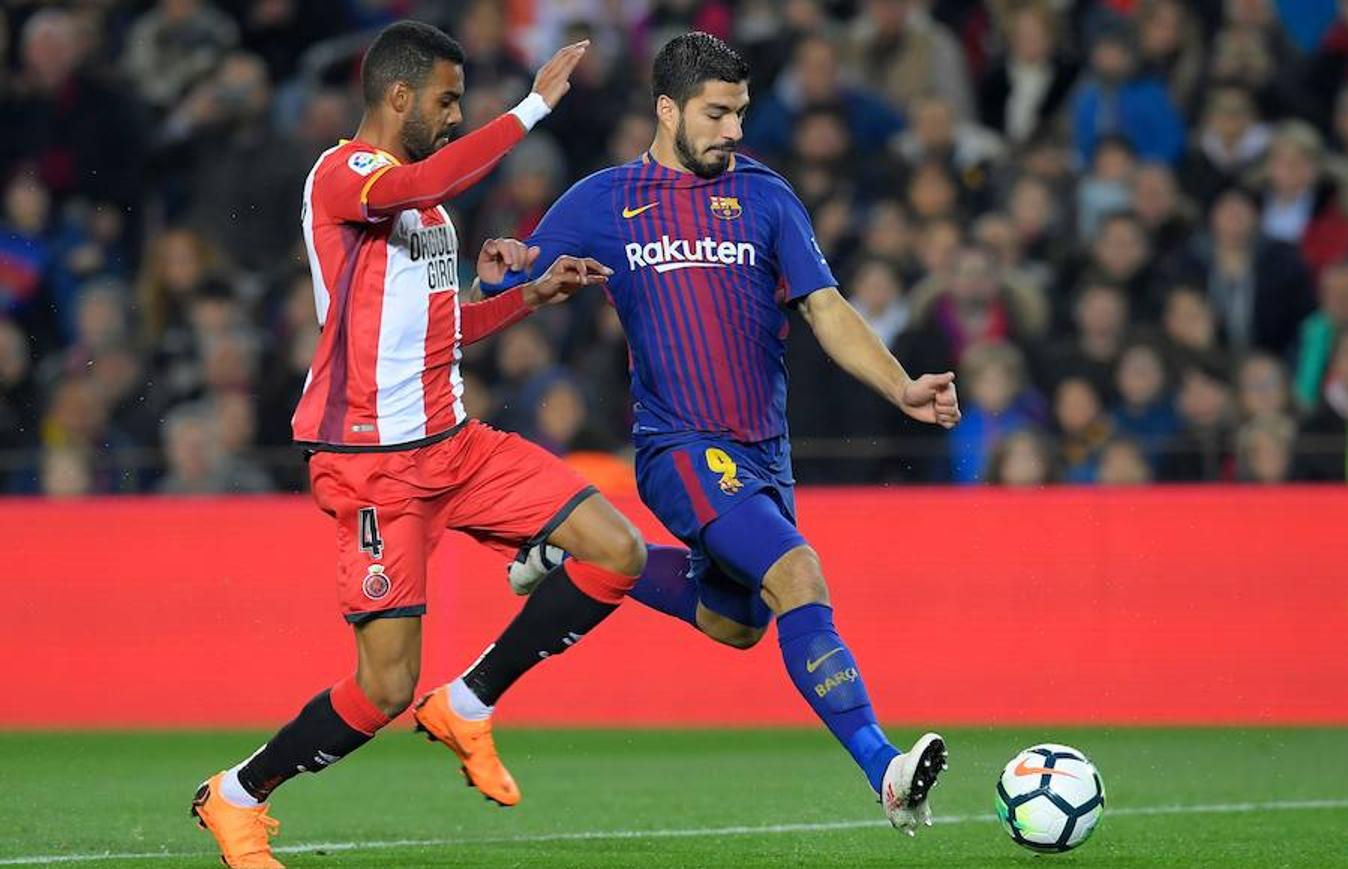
[{"x1": 292, "y1": 141, "x2": 468, "y2": 450}]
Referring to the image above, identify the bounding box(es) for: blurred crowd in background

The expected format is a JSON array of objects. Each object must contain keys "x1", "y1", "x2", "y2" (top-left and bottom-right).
[{"x1": 2, "y1": 0, "x2": 1348, "y2": 496}]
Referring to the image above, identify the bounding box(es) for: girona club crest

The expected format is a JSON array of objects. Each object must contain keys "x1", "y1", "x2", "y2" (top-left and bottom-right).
[
  {"x1": 362, "y1": 564, "x2": 391, "y2": 601},
  {"x1": 709, "y1": 195, "x2": 742, "y2": 220}
]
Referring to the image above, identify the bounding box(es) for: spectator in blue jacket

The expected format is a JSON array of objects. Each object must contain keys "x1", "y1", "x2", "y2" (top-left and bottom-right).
[
  {"x1": 1112, "y1": 340, "x2": 1180, "y2": 469},
  {"x1": 743, "y1": 34, "x2": 904, "y2": 161},
  {"x1": 949, "y1": 340, "x2": 1045, "y2": 484},
  {"x1": 1072, "y1": 27, "x2": 1186, "y2": 166}
]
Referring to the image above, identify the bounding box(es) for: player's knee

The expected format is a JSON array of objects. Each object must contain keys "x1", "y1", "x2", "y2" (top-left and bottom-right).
[
  {"x1": 358, "y1": 662, "x2": 419, "y2": 717},
  {"x1": 553, "y1": 496, "x2": 647, "y2": 581},
  {"x1": 615, "y1": 524, "x2": 647, "y2": 578},
  {"x1": 366, "y1": 680, "x2": 415, "y2": 718},
  {"x1": 710, "y1": 624, "x2": 767, "y2": 650},
  {"x1": 697, "y1": 607, "x2": 768, "y2": 650},
  {"x1": 762, "y1": 546, "x2": 829, "y2": 613},
  {"x1": 593, "y1": 516, "x2": 647, "y2": 579}
]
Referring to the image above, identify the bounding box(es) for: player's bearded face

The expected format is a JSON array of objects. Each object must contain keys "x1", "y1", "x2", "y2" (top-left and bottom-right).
[
  {"x1": 671, "y1": 82, "x2": 748, "y2": 179},
  {"x1": 674, "y1": 113, "x2": 735, "y2": 179},
  {"x1": 401, "y1": 61, "x2": 464, "y2": 162},
  {"x1": 401, "y1": 104, "x2": 443, "y2": 162}
]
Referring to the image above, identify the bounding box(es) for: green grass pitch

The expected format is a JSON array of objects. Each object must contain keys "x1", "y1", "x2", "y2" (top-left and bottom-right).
[{"x1": 2, "y1": 727, "x2": 1346, "y2": 867}]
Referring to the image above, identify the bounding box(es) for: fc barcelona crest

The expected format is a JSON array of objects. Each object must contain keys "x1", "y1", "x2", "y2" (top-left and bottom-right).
[{"x1": 709, "y1": 195, "x2": 742, "y2": 220}]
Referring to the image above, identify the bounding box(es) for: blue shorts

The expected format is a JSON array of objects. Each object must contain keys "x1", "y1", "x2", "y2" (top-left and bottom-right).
[{"x1": 635, "y1": 433, "x2": 805, "y2": 629}]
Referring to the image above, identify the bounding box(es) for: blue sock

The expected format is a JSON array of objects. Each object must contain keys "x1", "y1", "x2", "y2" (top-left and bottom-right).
[
  {"x1": 626, "y1": 545, "x2": 698, "y2": 627},
  {"x1": 777, "y1": 603, "x2": 899, "y2": 792}
]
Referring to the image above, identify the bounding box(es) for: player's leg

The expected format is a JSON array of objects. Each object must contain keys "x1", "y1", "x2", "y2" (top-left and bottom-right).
[
  {"x1": 412, "y1": 423, "x2": 644, "y2": 804},
  {"x1": 511, "y1": 540, "x2": 701, "y2": 627},
  {"x1": 704, "y1": 495, "x2": 947, "y2": 835},
  {"x1": 191, "y1": 617, "x2": 419, "y2": 869},
  {"x1": 512, "y1": 438, "x2": 775, "y2": 648},
  {"x1": 693, "y1": 592, "x2": 769, "y2": 649},
  {"x1": 192, "y1": 453, "x2": 429, "y2": 868},
  {"x1": 511, "y1": 539, "x2": 771, "y2": 649},
  {"x1": 419, "y1": 494, "x2": 643, "y2": 805},
  {"x1": 455, "y1": 493, "x2": 644, "y2": 708},
  {"x1": 686, "y1": 544, "x2": 773, "y2": 648},
  {"x1": 229, "y1": 617, "x2": 419, "y2": 800},
  {"x1": 610, "y1": 439, "x2": 772, "y2": 646},
  {"x1": 623, "y1": 543, "x2": 700, "y2": 625},
  {"x1": 628, "y1": 543, "x2": 770, "y2": 649}
]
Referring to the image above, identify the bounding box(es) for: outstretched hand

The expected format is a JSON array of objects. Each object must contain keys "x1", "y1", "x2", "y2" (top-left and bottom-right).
[
  {"x1": 524, "y1": 255, "x2": 612, "y2": 308},
  {"x1": 899, "y1": 372, "x2": 961, "y2": 429},
  {"x1": 532, "y1": 40, "x2": 589, "y2": 108},
  {"x1": 477, "y1": 238, "x2": 539, "y2": 285}
]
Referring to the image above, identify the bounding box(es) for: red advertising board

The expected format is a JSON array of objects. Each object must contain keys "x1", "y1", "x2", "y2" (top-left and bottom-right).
[{"x1": 5, "y1": 488, "x2": 1345, "y2": 727}]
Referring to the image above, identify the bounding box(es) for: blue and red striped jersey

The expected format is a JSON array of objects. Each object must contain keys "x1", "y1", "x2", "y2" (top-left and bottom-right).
[{"x1": 484, "y1": 153, "x2": 836, "y2": 443}]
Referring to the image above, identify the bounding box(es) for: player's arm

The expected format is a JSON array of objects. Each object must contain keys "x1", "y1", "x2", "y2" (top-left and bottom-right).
[
  {"x1": 345, "y1": 43, "x2": 587, "y2": 221},
  {"x1": 471, "y1": 237, "x2": 538, "y2": 301},
  {"x1": 360, "y1": 112, "x2": 533, "y2": 215},
  {"x1": 456, "y1": 236, "x2": 541, "y2": 337},
  {"x1": 797, "y1": 288, "x2": 960, "y2": 428},
  {"x1": 773, "y1": 182, "x2": 958, "y2": 428},
  {"x1": 477, "y1": 174, "x2": 601, "y2": 297},
  {"x1": 464, "y1": 171, "x2": 603, "y2": 313},
  {"x1": 459, "y1": 255, "x2": 611, "y2": 346}
]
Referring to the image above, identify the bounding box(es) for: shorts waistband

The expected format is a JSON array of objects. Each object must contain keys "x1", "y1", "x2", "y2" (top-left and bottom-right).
[{"x1": 297, "y1": 419, "x2": 469, "y2": 454}]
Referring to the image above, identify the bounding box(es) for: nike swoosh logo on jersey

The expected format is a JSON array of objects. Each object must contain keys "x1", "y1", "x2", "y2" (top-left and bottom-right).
[
  {"x1": 805, "y1": 647, "x2": 845, "y2": 673},
  {"x1": 1014, "y1": 758, "x2": 1079, "y2": 779},
  {"x1": 622, "y1": 202, "x2": 659, "y2": 218}
]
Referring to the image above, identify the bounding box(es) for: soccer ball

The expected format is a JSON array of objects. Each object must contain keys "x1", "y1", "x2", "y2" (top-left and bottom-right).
[{"x1": 995, "y1": 743, "x2": 1105, "y2": 853}]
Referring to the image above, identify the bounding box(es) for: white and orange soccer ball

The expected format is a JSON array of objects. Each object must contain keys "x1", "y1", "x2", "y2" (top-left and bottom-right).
[{"x1": 995, "y1": 743, "x2": 1105, "y2": 853}]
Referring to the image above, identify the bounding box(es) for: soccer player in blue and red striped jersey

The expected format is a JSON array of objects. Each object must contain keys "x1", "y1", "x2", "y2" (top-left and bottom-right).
[{"x1": 466, "y1": 32, "x2": 961, "y2": 835}]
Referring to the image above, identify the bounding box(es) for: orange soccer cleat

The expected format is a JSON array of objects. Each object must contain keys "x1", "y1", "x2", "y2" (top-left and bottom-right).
[
  {"x1": 190, "y1": 773, "x2": 284, "y2": 868},
  {"x1": 412, "y1": 685, "x2": 521, "y2": 806}
]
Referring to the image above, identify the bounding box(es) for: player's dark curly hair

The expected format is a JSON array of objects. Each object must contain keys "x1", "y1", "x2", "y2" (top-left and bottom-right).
[
  {"x1": 651, "y1": 32, "x2": 749, "y2": 108},
  {"x1": 361, "y1": 21, "x2": 465, "y2": 106}
]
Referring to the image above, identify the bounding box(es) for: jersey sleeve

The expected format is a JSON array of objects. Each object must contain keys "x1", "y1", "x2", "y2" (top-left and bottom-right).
[
  {"x1": 460, "y1": 285, "x2": 531, "y2": 345},
  {"x1": 478, "y1": 173, "x2": 602, "y2": 296},
  {"x1": 318, "y1": 114, "x2": 527, "y2": 224},
  {"x1": 363, "y1": 114, "x2": 526, "y2": 215},
  {"x1": 312, "y1": 146, "x2": 400, "y2": 224},
  {"x1": 773, "y1": 184, "x2": 838, "y2": 303}
]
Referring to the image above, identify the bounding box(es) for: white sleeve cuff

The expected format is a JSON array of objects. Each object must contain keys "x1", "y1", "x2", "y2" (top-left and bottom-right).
[{"x1": 508, "y1": 92, "x2": 551, "y2": 131}]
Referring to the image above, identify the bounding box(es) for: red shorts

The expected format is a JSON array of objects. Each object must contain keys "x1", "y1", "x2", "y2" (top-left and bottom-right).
[{"x1": 308, "y1": 421, "x2": 595, "y2": 623}]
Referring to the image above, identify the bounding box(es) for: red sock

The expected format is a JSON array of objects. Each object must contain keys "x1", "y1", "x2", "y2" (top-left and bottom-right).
[
  {"x1": 236, "y1": 675, "x2": 392, "y2": 800},
  {"x1": 329, "y1": 675, "x2": 391, "y2": 736},
  {"x1": 563, "y1": 559, "x2": 637, "y2": 604}
]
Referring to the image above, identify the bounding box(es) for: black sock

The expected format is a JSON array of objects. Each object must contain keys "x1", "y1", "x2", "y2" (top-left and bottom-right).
[
  {"x1": 237, "y1": 689, "x2": 372, "y2": 801},
  {"x1": 463, "y1": 565, "x2": 618, "y2": 706}
]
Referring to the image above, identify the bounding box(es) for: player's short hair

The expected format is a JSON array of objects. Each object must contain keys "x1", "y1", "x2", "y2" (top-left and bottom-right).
[
  {"x1": 361, "y1": 21, "x2": 465, "y2": 106},
  {"x1": 651, "y1": 32, "x2": 749, "y2": 109}
]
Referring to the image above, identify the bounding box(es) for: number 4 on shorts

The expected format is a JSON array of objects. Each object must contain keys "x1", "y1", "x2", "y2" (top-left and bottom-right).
[{"x1": 359, "y1": 507, "x2": 384, "y2": 559}]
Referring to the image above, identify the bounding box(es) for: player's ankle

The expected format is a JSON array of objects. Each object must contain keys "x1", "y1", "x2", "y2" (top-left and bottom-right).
[
  {"x1": 448, "y1": 678, "x2": 494, "y2": 721},
  {"x1": 218, "y1": 767, "x2": 264, "y2": 808}
]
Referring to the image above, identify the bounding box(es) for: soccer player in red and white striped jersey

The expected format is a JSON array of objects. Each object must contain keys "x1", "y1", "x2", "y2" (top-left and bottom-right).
[{"x1": 190, "y1": 23, "x2": 647, "y2": 869}]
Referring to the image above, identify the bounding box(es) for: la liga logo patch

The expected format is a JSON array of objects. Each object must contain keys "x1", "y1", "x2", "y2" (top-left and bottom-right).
[
  {"x1": 362, "y1": 564, "x2": 391, "y2": 600},
  {"x1": 347, "y1": 151, "x2": 392, "y2": 177}
]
